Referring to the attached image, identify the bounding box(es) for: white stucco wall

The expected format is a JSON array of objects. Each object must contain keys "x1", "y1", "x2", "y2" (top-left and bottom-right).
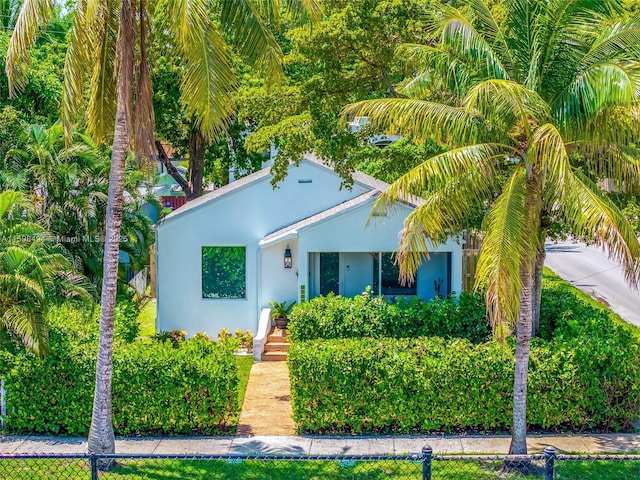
[{"x1": 156, "y1": 160, "x2": 369, "y2": 336}]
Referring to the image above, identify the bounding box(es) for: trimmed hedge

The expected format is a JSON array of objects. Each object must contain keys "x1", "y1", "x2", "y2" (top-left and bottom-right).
[
  {"x1": 0, "y1": 304, "x2": 239, "y2": 436},
  {"x1": 288, "y1": 277, "x2": 640, "y2": 434},
  {"x1": 289, "y1": 324, "x2": 640, "y2": 433},
  {"x1": 287, "y1": 292, "x2": 490, "y2": 343}
]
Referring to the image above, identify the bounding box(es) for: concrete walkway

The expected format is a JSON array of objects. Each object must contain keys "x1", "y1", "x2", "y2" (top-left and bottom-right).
[
  {"x1": 2, "y1": 433, "x2": 640, "y2": 455},
  {"x1": 236, "y1": 362, "x2": 296, "y2": 436}
]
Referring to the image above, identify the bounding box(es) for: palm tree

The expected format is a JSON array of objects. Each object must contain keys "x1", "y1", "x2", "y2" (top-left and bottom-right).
[
  {"x1": 344, "y1": 0, "x2": 640, "y2": 454},
  {"x1": 6, "y1": 0, "x2": 319, "y2": 458},
  {"x1": 0, "y1": 190, "x2": 90, "y2": 355}
]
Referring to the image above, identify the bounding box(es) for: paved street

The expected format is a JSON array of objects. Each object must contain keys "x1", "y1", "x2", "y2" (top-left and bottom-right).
[{"x1": 545, "y1": 240, "x2": 640, "y2": 327}]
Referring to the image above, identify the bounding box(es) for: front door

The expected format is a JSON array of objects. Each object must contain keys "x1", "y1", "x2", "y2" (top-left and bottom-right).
[{"x1": 319, "y1": 252, "x2": 340, "y2": 295}]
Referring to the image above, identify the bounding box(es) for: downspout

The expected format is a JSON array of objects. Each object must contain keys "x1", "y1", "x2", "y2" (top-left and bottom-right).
[
  {"x1": 378, "y1": 252, "x2": 382, "y2": 296},
  {"x1": 256, "y1": 244, "x2": 264, "y2": 325}
]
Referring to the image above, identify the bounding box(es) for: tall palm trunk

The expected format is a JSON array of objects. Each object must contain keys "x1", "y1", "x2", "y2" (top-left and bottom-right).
[
  {"x1": 531, "y1": 244, "x2": 545, "y2": 336},
  {"x1": 87, "y1": 0, "x2": 135, "y2": 460},
  {"x1": 510, "y1": 179, "x2": 540, "y2": 455},
  {"x1": 510, "y1": 261, "x2": 533, "y2": 455}
]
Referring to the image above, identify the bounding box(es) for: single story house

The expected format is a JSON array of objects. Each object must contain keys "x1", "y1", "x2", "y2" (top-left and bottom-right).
[{"x1": 155, "y1": 155, "x2": 463, "y2": 338}]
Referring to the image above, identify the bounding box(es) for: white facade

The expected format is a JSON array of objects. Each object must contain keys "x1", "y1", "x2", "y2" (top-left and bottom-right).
[{"x1": 156, "y1": 157, "x2": 463, "y2": 337}]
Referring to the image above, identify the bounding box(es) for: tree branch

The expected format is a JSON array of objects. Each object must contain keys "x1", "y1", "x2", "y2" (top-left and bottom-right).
[{"x1": 155, "y1": 139, "x2": 192, "y2": 196}]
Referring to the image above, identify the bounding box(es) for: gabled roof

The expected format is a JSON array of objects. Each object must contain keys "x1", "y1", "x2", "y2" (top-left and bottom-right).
[
  {"x1": 259, "y1": 190, "x2": 380, "y2": 246},
  {"x1": 160, "y1": 154, "x2": 391, "y2": 224}
]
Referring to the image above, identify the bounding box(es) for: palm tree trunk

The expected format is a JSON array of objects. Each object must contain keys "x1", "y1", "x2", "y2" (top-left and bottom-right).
[
  {"x1": 531, "y1": 245, "x2": 545, "y2": 336},
  {"x1": 87, "y1": 0, "x2": 135, "y2": 461},
  {"x1": 510, "y1": 260, "x2": 533, "y2": 455}
]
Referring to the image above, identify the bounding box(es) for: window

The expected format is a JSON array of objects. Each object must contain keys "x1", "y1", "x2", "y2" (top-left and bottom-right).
[
  {"x1": 202, "y1": 246, "x2": 246, "y2": 299},
  {"x1": 373, "y1": 253, "x2": 417, "y2": 296}
]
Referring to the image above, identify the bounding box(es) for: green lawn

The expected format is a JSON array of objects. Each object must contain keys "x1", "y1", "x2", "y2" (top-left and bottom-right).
[
  {"x1": 1, "y1": 458, "x2": 639, "y2": 479},
  {"x1": 226, "y1": 354, "x2": 254, "y2": 432},
  {"x1": 236, "y1": 355, "x2": 253, "y2": 409},
  {"x1": 135, "y1": 299, "x2": 156, "y2": 338}
]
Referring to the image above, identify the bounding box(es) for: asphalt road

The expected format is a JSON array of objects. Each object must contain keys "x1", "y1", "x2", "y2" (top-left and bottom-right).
[{"x1": 544, "y1": 240, "x2": 640, "y2": 327}]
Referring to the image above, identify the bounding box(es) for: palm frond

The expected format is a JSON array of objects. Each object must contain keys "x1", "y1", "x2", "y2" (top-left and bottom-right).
[
  {"x1": 342, "y1": 98, "x2": 485, "y2": 147},
  {"x1": 396, "y1": 43, "x2": 476, "y2": 99},
  {"x1": 463, "y1": 79, "x2": 550, "y2": 137},
  {"x1": 134, "y1": 0, "x2": 156, "y2": 167},
  {"x1": 61, "y1": 0, "x2": 94, "y2": 144},
  {"x1": 553, "y1": 62, "x2": 640, "y2": 129},
  {"x1": 375, "y1": 143, "x2": 507, "y2": 216},
  {"x1": 164, "y1": 0, "x2": 236, "y2": 141},
  {"x1": 526, "y1": 123, "x2": 572, "y2": 202},
  {"x1": 1, "y1": 305, "x2": 47, "y2": 355},
  {"x1": 86, "y1": 0, "x2": 119, "y2": 144},
  {"x1": 438, "y1": 8, "x2": 508, "y2": 81},
  {"x1": 568, "y1": 104, "x2": 640, "y2": 149},
  {"x1": 502, "y1": 0, "x2": 545, "y2": 86},
  {"x1": 0, "y1": 190, "x2": 30, "y2": 219},
  {"x1": 467, "y1": 0, "x2": 516, "y2": 79},
  {"x1": 219, "y1": 0, "x2": 284, "y2": 84},
  {"x1": 5, "y1": 0, "x2": 55, "y2": 96},
  {"x1": 389, "y1": 161, "x2": 501, "y2": 283},
  {"x1": 475, "y1": 167, "x2": 534, "y2": 341}
]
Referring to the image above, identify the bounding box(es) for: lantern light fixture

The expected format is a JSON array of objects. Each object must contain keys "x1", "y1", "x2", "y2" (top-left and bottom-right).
[{"x1": 284, "y1": 246, "x2": 293, "y2": 269}]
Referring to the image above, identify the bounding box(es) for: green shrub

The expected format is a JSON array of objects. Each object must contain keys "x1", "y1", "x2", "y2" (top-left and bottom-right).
[
  {"x1": 287, "y1": 292, "x2": 490, "y2": 343},
  {"x1": 114, "y1": 297, "x2": 141, "y2": 343},
  {"x1": 112, "y1": 339, "x2": 238, "y2": 435},
  {"x1": 289, "y1": 318, "x2": 640, "y2": 434},
  {"x1": 1, "y1": 335, "x2": 238, "y2": 435}
]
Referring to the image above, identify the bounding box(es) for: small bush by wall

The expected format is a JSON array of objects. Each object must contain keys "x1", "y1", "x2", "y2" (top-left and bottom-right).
[
  {"x1": 287, "y1": 292, "x2": 490, "y2": 343},
  {"x1": 0, "y1": 337, "x2": 238, "y2": 435}
]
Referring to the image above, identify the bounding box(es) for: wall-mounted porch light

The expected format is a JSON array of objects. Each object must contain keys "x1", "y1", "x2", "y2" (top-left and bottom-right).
[{"x1": 284, "y1": 246, "x2": 293, "y2": 269}]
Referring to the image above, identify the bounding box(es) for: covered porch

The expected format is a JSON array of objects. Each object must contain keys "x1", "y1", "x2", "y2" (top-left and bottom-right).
[{"x1": 307, "y1": 251, "x2": 452, "y2": 301}]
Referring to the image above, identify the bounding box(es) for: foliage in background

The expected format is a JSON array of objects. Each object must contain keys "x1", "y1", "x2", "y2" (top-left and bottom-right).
[
  {"x1": 0, "y1": 122, "x2": 156, "y2": 289},
  {"x1": 0, "y1": 28, "x2": 67, "y2": 125},
  {"x1": 0, "y1": 190, "x2": 92, "y2": 354}
]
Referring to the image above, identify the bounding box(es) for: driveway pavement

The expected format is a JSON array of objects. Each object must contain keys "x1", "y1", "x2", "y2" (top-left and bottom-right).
[{"x1": 545, "y1": 240, "x2": 640, "y2": 327}]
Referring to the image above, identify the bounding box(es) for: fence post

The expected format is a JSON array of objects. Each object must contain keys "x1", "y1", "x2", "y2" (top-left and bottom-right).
[
  {"x1": 90, "y1": 452, "x2": 98, "y2": 480},
  {"x1": 544, "y1": 446, "x2": 556, "y2": 480},
  {"x1": 422, "y1": 446, "x2": 432, "y2": 480},
  {"x1": 0, "y1": 378, "x2": 6, "y2": 429}
]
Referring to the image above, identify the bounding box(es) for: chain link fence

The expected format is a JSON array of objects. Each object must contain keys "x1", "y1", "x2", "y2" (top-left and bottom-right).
[{"x1": 1, "y1": 447, "x2": 639, "y2": 479}]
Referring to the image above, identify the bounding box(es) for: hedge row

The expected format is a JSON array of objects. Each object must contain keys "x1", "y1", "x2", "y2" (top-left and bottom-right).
[
  {"x1": 0, "y1": 304, "x2": 239, "y2": 436},
  {"x1": 287, "y1": 292, "x2": 490, "y2": 343},
  {"x1": 288, "y1": 282, "x2": 640, "y2": 434}
]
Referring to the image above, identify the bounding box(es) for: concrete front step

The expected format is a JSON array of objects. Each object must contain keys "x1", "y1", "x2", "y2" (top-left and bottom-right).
[
  {"x1": 264, "y1": 342, "x2": 290, "y2": 353},
  {"x1": 261, "y1": 351, "x2": 288, "y2": 361},
  {"x1": 267, "y1": 331, "x2": 288, "y2": 342}
]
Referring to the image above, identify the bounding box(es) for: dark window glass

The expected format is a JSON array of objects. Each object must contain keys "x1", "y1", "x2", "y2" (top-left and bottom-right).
[
  {"x1": 319, "y1": 252, "x2": 340, "y2": 295},
  {"x1": 373, "y1": 253, "x2": 417, "y2": 295}
]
